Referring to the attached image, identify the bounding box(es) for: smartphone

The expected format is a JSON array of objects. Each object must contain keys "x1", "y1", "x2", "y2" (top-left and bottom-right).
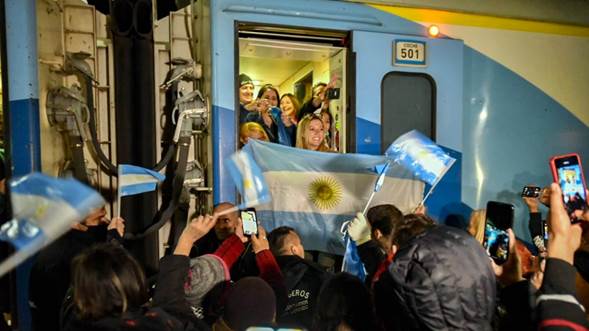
[
  {"x1": 325, "y1": 88, "x2": 340, "y2": 100},
  {"x1": 543, "y1": 220, "x2": 549, "y2": 242},
  {"x1": 483, "y1": 201, "x2": 514, "y2": 265},
  {"x1": 550, "y1": 154, "x2": 587, "y2": 217},
  {"x1": 240, "y1": 208, "x2": 258, "y2": 236},
  {"x1": 521, "y1": 186, "x2": 541, "y2": 198}
]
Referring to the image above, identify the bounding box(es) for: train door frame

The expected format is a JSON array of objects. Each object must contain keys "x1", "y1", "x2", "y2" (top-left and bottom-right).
[
  {"x1": 0, "y1": 0, "x2": 15, "y2": 328},
  {"x1": 234, "y1": 22, "x2": 352, "y2": 152}
]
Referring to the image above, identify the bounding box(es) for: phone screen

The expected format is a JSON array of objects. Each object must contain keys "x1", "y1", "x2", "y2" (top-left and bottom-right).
[
  {"x1": 484, "y1": 223, "x2": 510, "y2": 265},
  {"x1": 486, "y1": 201, "x2": 514, "y2": 231},
  {"x1": 521, "y1": 186, "x2": 541, "y2": 198},
  {"x1": 240, "y1": 210, "x2": 258, "y2": 236},
  {"x1": 555, "y1": 156, "x2": 587, "y2": 213},
  {"x1": 484, "y1": 201, "x2": 513, "y2": 265}
]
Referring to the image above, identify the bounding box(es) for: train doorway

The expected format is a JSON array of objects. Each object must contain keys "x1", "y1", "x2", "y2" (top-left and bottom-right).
[{"x1": 237, "y1": 25, "x2": 349, "y2": 152}]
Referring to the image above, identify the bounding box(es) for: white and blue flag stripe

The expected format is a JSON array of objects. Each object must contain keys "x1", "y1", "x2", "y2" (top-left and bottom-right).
[
  {"x1": 0, "y1": 173, "x2": 104, "y2": 277},
  {"x1": 226, "y1": 150, "x2": 271, "y2": 209},
  {"x1": 118, "y1": 164, "x2": 165, "y2": 197},
  {"x1": 385, "y1": 130, "x2": 455, "y2": 186}
]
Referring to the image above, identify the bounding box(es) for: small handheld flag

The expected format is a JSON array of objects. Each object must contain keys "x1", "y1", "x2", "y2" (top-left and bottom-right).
[
  {"x1": 341, "y1": 233, "x2": 367, "y2": 281},
  {"x1": 225, "y1": 150, "x2": 271, "y2": 213},
  {"x1": 0, "y1": 173, "x2": 104, "y2": 277},
  {"x1": 385, "y1": 130, "x2": 455, "y2": 206},
  {"x1": 385, "y1": 130, "x2": 455, "y2": 186},
  {"x1": 117, "y1": 164, "x2": 165, "y2": 217}
]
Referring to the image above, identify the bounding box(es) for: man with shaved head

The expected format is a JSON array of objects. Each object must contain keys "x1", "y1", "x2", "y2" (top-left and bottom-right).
[{"x1": 190, "y1": 202, "x2": 239, "y2": 257}]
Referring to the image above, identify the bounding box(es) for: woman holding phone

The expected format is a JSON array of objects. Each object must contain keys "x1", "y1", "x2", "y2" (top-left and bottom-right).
[{"x1": 244, "y1": 84, "x2": 294, "y2": 146}]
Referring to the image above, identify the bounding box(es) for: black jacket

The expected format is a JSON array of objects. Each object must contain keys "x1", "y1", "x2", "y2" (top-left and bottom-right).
[
  {"x1": 63, "y1": 254, "x2": 209, "y2": 331},
  {"x1": 275, "y1": 255, "x2": 328, "y2": 330},
  {"x1": 30, "y1": 226, "x2": 108, "y2": 331},
  {"x1": 357, "y1": 240, "x2": 387, "y2": 285},
  {"x1": 536, "y1": 258, "x2": 589, "y2": 330},
  {"x1": 375, "y1": 226, "x2": 496, "y2": 331}
]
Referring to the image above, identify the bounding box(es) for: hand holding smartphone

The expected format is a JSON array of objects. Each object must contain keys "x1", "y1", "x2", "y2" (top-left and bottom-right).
[
  {"x1": 483, "y1": 201, "x2": 514, "y2": 265},
  {"x1": 550, "y1": 153, "x2": 588, "y2": 220},
  {"x1": 521, "y1": 186, "x2": 541, "y2": 198},
  {"x1": 240, "y1": 208, "x2": 258, "y2": 236}
]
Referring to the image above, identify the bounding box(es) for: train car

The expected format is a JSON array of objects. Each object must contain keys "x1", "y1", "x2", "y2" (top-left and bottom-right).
[
  {"x1": 208, "y1": 0, "x2": 589, "y2": 238},
  {"x1": 1, "y1": 0, "x2": 588, "y2": 329}
]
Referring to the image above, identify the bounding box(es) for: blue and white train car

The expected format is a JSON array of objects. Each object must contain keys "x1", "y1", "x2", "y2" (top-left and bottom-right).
[{"x1": 209, "y1": 0, "x2": 589, "y2": 237}]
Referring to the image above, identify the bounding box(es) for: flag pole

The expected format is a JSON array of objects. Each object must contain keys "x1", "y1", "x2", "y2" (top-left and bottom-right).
[
  {"x1": 361, "y1": 161, "x2": 390, "y2": 216},
  {"x1": 116, "y1": 165, "x2": 121, "y2": 219},
  {"x1": 361, "y1": 190, "x2": 377, "y2": 216},
  {"x1": 413, "y1": 160, "x2": 455, "y2": 212}
]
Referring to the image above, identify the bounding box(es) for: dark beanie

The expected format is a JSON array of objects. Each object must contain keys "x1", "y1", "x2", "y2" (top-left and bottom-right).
[
  {"x1": 223, "y1": 277, "x2": 276, "y2": 331},
  {"x1": 239, "y1": 73, "x2": 253, "y2": 87}
]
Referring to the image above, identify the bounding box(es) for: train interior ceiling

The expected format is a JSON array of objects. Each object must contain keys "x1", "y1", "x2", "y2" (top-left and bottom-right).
[{"x1": 238, "y1": 27, "x2": 348, "y2": 152}]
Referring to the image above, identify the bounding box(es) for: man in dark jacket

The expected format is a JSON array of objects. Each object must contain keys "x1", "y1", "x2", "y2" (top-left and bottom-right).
[
  {"x1": 375, "y1": 225, "x2": 496, "y2": 330},
  {"x1": 268, "y1": 226, "x2": 328, "y2": 330}
]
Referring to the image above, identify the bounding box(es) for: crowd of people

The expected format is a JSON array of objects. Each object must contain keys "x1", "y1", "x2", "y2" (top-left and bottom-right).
[
  {"x1": 14, "y1": 177, "x2": 589, "y2": 331},
  {"x1": 237, "y1": 74, "x2": 336, "y2": 152}
]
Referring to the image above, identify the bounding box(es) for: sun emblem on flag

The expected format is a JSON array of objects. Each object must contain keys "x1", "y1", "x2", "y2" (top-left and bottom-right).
[
  {"x1": 308, "y1": 176, "x2": 343, "y2": 210},
  {"x1": 34, "y1": 202, "x2": 48, "y2": 219},
  {"x1": 243, "y1": 179, "x2": 253, "y2": 190}
]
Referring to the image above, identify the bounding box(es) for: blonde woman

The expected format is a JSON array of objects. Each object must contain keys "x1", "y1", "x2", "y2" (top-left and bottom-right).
[
  {"x1": 239, "y1": 122, "x2": 269, "y2": 147},
  {"x1": 295, "y1": 114, "x2": 330, "y2": 152}
]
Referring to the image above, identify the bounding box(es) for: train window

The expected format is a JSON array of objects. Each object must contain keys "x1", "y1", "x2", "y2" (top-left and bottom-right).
[
  {"x1": 237, "y1": 25, "x2": 348, "y2": 152},
  {"x1": 381, "y1": 72, "x2": 436, "y2": 152}
]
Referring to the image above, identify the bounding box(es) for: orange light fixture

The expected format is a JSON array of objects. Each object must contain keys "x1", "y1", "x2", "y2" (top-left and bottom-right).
[{"x1": 428, "y1": 25, "x2": 440, "y2": 37}]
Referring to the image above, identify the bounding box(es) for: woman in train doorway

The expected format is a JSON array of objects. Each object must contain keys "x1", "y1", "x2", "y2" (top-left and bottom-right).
[
  {"x1": 319, "y1": 109, "x2": 334, "y2": 150},
  {"x1": 295, "y1": 114, "x2": 330, "y2": 152},
  {"x1": 279, "y1": 93, "x2": 300, "y2": 146},
  {"x1": 244, "y1": 84, "x2": 295, "y2": 146}
]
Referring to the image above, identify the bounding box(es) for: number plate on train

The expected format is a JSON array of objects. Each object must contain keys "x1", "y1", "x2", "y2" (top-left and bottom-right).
[{"x1": 394, "y1": 40, "x2": 426, "y2": 66}]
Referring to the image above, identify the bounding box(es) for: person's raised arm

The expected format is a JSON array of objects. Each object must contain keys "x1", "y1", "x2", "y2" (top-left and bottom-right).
[
  {"x1": 536, "y1": 183, "x2": 589, "y2": 330},
  {"x1": 153, "y1": 215, "x2": 217, "y2": 314}
]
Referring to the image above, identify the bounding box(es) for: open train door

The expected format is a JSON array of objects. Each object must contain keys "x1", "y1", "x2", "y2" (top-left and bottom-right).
[{"x1": 351, "y1": 30, "x2": 466, "y2": 222}]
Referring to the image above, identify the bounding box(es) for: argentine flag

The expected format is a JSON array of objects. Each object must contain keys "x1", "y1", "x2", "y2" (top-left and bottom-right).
[
  {"x1": 0, "y1": 173, "x2": 104, "y2": 277},
  {"x1": 242, "y1": 140, "x2": 424, "y2": 254},
  {"x1": 226, "y1": 149, "x2": 271, "y2": 209},
  {"x1": 118, "y1": 164, "x2": 165, "y2": 197},
  {"x1": 385, "y1": 130, "x2": 455, "y2": 186}
]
